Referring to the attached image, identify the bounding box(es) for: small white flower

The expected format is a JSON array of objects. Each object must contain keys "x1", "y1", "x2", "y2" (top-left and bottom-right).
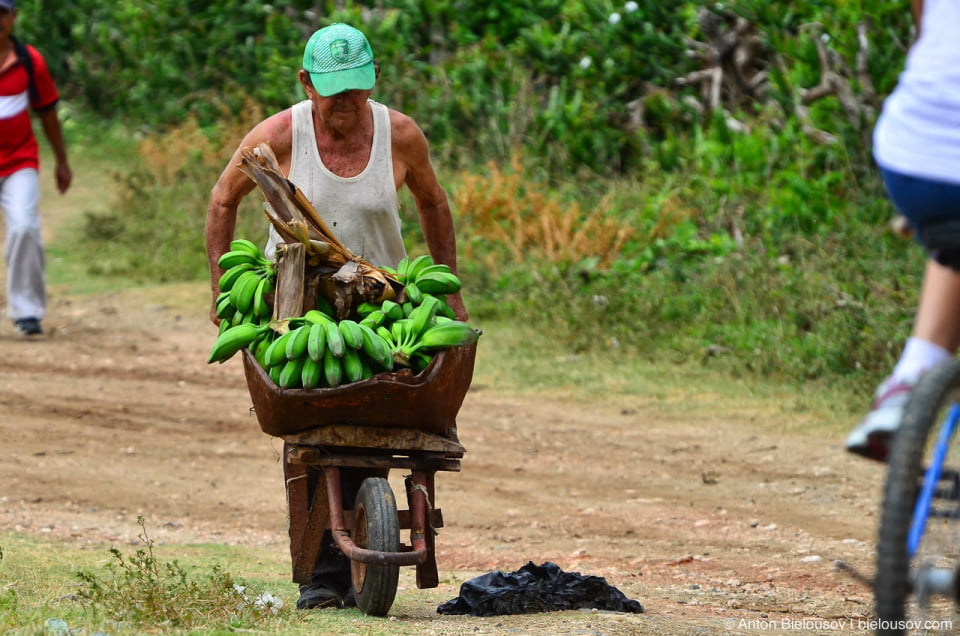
[
  {"x1": 254, "y1": 591, "x2": 284, "y2": 615},
  {"x1": 579, "y1": 56, "x2": 593, "y2": 70},
  {"x1": 820, "y1": 32, "x2": 831, "y2": 44},
  {"x1": 625, "y1": 1, "x2": 639, "y2": 12},
  {"x1": 609, "y1": 12, "x2": 622, "y2": 25}
]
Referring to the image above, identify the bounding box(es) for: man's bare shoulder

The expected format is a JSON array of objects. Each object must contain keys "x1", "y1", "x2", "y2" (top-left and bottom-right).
[
  {"x1": 387, "y1": 108, "x2": 427, "y2": 147},
  {"x1": 239, "y1": 107, "x2": 297, "y2": 157}
]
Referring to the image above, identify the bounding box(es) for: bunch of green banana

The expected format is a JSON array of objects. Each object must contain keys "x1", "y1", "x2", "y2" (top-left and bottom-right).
[
  {"x1": 384, "y1": 254, "x2": 462, "y2": 313},
  {"x1": 254, "y1": 310, "x2": 396, "y2": 390},
  {"x1": 370, "y1": 294, "x2": 479, "y2": 371},
  {"x1": 215, "y1": 239, "x2": 277, "y2": 333}
]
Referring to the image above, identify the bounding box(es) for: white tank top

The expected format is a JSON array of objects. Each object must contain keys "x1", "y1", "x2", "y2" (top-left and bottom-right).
[
  {"x1": 873, "y1": 0, "x2": 960, "y2": 185},
  {"x1": 265, "y1": 99, "x2": 406, "y2": 267}
]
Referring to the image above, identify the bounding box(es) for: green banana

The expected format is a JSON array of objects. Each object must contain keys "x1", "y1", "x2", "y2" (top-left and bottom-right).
[
  {"x1": 415, "y1": 321, "x2": 479, "y2": 351},
  {"x1": 341, "y1": 348, "x2": 364, "y2": 383},
  {"x1": 359, "y1": 356, "x2": 373, "y2": 380},
  {"x1": 229, "y1": 270, "x2": 259, "y2": 312},
  {"x1": 323, "y1": 348, "x2": 343, "y2": 387},
  {"x1": 376, "y1": 326, "x2": 396, "y2": 349},
  {"x1": 436, "y1": 297, "x2": 457, "y2": 320},
  {"x1": 403, "y1": 281, "x2": 423, "y2": 305},
  {"x1": 301, "y1": 356, "x2": 323, "y2": 390},
  {"x1": 229, "y1": 238, "x2": 262, "y2": 257},
  {"x1": 303, "y1": 309, "x2": 334, "y2": 325},
  {"x1": 415, "y1": 271, "x2": 462, "y2": 295},
  {"x1": 409, "y1": 295, "x2": 440, "y2": 340},
  {"x1": 395, "y1": 256, "x2": 411, "y2": 283},
  {"x1": 355, "y1": 302, "x2": 379, "y2": 318},
  {"x1": 216, "y1": 294, "x2": 235, "y2": 320},
  {"x1": 406, "y1": 254, "x2": 434, "y2": 281},
  {"x1": 253, "y1": 277, "x2": 272, "y2": 320},
  {"x1": 208, "y1": 323, "x2": 267, "y2": 364},
  {"x1": 307, "y1": 322, "x2": 327, "y2": 363},
  {"x1": 218, "y1": 249, "x2": 259, "y2": 270},
  {"x1": 340, "y1": 349, "x2": 363, "y2": 382},
  {"x1": 218, "y1": 262, "x2": 254, "y2": 292},
  {"x1": 359, "y1": 310, "x2": 386, "y2": 330},
  {"x1": 217, "y1": 317, "x2": 231, "y2": 335},
  {"x1": 359, "y1": 323, "x2": 393, "y2": 370},
  {"x1": 413, "y1": 263, "x2": 453, "y2": 278},
  {"x1": 285, "y1": 324, "x2": 311, "y2": 360},
  {"x1": 264, "y1": 330, "x2": 295, "y2": 368},
  {"x1": 253, "y1": 332, "x2": 274, "y2": 368},
  {"x1": 338, "y1": 319, "x2": 364, "y2": 350},
  {"x1": 325, "y1": 320, "x2": 345, "y2": 358},
  {"x1": 380, "y1": 300, "x2": 404, "y2": 321},
  {"x1": 268, "y1": 363, "x2": 283, "y2": 386},
  {"x1": 278, "y1": 356, "x2": 305, "y2": 389},
  {"x1": 390, "y1": 319, "x2": 407, "y2": 348}
]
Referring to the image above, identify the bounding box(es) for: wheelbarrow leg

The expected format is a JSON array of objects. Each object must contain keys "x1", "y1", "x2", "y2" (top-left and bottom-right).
[
  {"x1": 407, "y1": 470, "x2": 439, "y2": 588},
  {"x1": 283, "y1": 442, "x2": 329, "y2": 584}
]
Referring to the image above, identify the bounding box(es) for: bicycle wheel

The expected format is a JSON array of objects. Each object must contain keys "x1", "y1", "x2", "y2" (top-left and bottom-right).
[
  {"x1": 876, "y1": 359, "x2": 960, "y2": 635},
  {"x1": 351, "y1": 477, "x2": 400, "y2": 617}
]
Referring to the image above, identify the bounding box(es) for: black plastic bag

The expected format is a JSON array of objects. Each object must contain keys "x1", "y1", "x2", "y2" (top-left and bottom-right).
[{"x1": 437, "y1": 561, "x2": 644, "y2": 616}]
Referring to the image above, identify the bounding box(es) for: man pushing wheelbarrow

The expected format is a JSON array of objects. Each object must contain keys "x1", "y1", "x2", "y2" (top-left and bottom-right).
[{"x1": 203, "y1": 22, "x2": 477, "y2": 616}]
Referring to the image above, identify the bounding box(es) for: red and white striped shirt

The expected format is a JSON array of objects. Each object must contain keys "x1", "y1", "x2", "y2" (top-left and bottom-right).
[{"x1": 0, "y1": 43, "x2": 59, "y2": 177}]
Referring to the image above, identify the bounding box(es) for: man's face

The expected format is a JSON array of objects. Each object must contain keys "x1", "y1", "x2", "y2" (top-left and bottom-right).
[
  {"x1": 299, "y1": 71, "x2": 373, "y2": 134},
  {"x1": 0, "y1": 8, "x2": 16, "y2": 41}
]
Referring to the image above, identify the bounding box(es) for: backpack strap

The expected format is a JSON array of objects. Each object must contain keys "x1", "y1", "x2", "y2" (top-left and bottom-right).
[{"x1": 10, "y1": 35, "x2": 39, "y2": 105}]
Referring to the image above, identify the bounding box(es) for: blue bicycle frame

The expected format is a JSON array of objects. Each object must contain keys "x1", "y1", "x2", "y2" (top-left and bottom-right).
[{"x1": 908, "y1": 404, "x2": 960, "y2": 556}]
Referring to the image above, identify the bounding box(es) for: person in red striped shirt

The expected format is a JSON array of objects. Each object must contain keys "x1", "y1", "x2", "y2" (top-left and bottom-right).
[{"x1": 0, "y1": 0, "x2": 71, "y2": 336}]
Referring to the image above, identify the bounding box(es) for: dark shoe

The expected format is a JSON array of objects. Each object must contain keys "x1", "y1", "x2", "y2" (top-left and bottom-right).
[
  {"x1": 296, "y1": 583, "x2": 342, "y2": 610},
  {"x1": 14, "y1": 317, "x2": 42, "y2": 336}
]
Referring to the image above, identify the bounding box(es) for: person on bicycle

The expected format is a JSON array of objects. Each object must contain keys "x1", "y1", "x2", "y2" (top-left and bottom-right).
[
  {"x1": 205, "y1": 23, "x2": 467, "y2": 608},
  {"x1": 846, "y1": 0, "x2": 960, "y2": 461},
  {"x1": 0, "y1": 0, "x2": 72, "y2": 336}
]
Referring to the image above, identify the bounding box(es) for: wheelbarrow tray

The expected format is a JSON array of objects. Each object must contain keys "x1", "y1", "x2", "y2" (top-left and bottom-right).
[{"x1": 241, "y1": 342, "x2": 476, "y2": 439}]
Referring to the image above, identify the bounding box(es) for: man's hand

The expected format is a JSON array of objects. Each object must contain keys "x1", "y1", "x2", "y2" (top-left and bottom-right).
[{"x1": 55, "y1": 162, "x2": 72, "y2": 194}]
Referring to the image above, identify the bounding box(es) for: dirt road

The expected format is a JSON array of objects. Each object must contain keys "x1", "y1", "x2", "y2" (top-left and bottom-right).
[
  {"x1": 0, "y1": 276, "x2": 892, "y2": 634},
  {"x1": 0, "y1": 156, "x2": 892, "y2": 635}
]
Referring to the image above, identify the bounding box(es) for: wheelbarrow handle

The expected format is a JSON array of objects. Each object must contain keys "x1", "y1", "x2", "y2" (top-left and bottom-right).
[{"x1": 324, "y1": 466, "x2": 429, "y2": 566}]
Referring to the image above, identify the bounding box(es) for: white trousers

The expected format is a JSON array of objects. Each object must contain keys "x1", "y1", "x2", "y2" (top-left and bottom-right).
[{"x1": 0, "y1": 168, "x2": 45, "y2": 322}]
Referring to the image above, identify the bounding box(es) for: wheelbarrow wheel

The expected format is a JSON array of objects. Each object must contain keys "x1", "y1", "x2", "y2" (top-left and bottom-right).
[{"x1": 351, "y1": 477, "x2": 400, "y2": 616}]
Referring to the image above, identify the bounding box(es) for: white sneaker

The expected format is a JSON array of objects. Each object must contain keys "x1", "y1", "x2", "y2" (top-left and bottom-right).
[{"x1": 845, "y1": 376, "x2": 918, "y2": 462}]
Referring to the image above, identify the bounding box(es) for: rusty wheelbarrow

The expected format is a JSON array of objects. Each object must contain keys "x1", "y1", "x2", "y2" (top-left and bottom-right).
[{"x1": 242, "y1": 341, "x2": 476, "y2": 616}]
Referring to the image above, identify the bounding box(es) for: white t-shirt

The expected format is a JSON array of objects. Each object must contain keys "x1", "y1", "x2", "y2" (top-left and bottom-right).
[{"x1": 873, "y1": 0, "x2": 960, "y2": 185}]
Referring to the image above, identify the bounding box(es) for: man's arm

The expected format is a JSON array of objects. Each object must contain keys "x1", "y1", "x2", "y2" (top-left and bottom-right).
[
  {"x1": 205, "y1": 110, "x2": 293, "y2": 324},
  {"x1": 392, "y1": 112, "x2": 468, "y2": 321},
  {"x1": 37, "y1": 107, "x2": 71, "y2": 194},
  {"x1": 912, "y1": 0, "x2": 923, "y2": 39}
]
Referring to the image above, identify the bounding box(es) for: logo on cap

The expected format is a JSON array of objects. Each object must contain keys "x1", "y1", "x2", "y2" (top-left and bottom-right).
[{"x1": 330, "y1": 39, "x2": 350, "y2": 63}]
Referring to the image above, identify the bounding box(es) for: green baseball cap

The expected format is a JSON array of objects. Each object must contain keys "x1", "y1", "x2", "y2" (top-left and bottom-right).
[{"x1": 303, "y1": 23, "x2": 376, "y2": 97}]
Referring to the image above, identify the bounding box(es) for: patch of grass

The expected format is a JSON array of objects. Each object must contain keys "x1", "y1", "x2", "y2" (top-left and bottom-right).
[
  {"x1": 73, "y1": 517, "x2": 274, "y2": 630},
  {"x1": 0, "y1": 523, "x2": 490, "y2": 635},
  {"x1": 468, "y1": 317, "x2": 865, "y2": 437}
]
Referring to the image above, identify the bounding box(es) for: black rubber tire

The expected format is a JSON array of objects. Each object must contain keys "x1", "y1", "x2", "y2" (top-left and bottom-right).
[
  {"x1": 875, "y1": 359, "x2": 960, "y2": 635},
  {"x1": 351, "y1": 477, "x2": 400, "y2": 617}
]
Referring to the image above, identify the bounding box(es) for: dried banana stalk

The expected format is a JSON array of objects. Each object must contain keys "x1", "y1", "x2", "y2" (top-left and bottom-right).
[{"x1": 237, "y1": 142, "x2": 398, "y2": 316}]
